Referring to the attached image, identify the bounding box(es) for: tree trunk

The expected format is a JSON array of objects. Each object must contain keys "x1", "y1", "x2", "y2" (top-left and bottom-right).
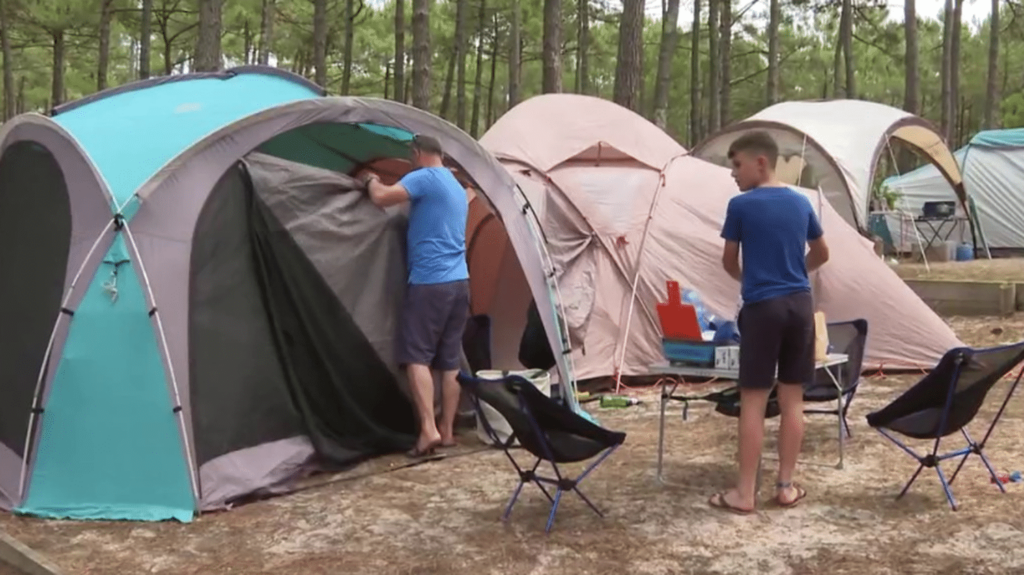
[
  {"x1": 312, "y1": 0, "x2": 327, "y2": 87},
  {"x1": 542, "y1": 0, "x2": 562, "y2": 93},
  {"x1": 832, "y1": 28, "x2": 842, "y2": 97},
  {"x1": 689, "y1": 0, "x2": 701, "y2": 144},
  {"x1": 707, "y1": 0, "x2": 720, "y2": 131},
  {"x1": 950, "y1": 0, "x2": 962, "y2": 144},
  {"x1": 384, "y1": 62, "x2": 391, "y2": 98},
  {"x1": 394, "y1": 0, "x2": 405, "y2": 102},
  {"x1": 412, "y1": 0, "x2": 431, "y2": 109},
  {"x1": 243, "y1": 20, "x2": 253, "y2": 64},
  {"x1": 984, "y1": 0, "x2": 999, "y2": 128},
  {"x1": 0, "y1": 0, "x2": 12, "y2": 120},
  {"x1": 841, "y1": 0, "x2": 855, "y2": 98},
  {"x1": 440, "y1": 47, "x2": 456, "y2": 119},
  {"x1": 194, "y1": 0, "x2": 223, "y2": 71},
  {"x1": 575, "y1": 0, "x2": 590, "y2": 94},
  {"x1": 487, "y1": 13, "x2": 499, "y2": 125},
  {"x1": 470, "y1": 0, "x2": 487, "y2": 137},
  {"x1": 903, "y1": 0, "x2": 919, "y2": 114},
  {"x1": 766, "y1": 0, "x2": 779, "y2": 105},
  {"x1": 140, "y1": 0, "x2": 153, "y2": 78},
  {"x1": 455, "y1": 0, "x2": 468, "y2": 128},
  {"x1": 258, "y1": 0, "x2": 274, "y2": 65},
  {"x1": 508, "y1": 0, "x2": 521, "y2": 107},
  {"x1": 719, "y1": 0, "x2": 731, "y2": 125},
  {"x1": 51, "y1": 29, "x2": 65, "y2": 108},
  {"x1": 613, "y1": 0, "x2": 644, "y2": 111},
  {"x1": 341, "y1": 0, "x2": 354, "y2": 93},
  {"x1": 652, "y1": 0, "x2": 681, "y2": 129},
  {"x1": 940, "y1": 0, "x2": 952, "y2": 139}
]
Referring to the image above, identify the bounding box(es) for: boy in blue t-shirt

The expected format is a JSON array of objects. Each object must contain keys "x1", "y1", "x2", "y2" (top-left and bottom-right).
[
  {"x1": 708, "y1": 131, "x2": 830, "y2": 515},
  {"x1": 363, "y1": 134, "x2": 469, "y2": 458}
]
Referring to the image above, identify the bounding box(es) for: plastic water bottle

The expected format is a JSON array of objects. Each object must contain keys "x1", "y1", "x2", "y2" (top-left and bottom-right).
[
  {"x1": 600, "y1": 395, "x2": 641, "y2": 408},
  {"x1": 681, "y1": 288, "x2": 710, "y2": 331}
]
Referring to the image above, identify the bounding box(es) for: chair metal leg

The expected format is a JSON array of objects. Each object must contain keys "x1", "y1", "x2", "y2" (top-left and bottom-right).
[
  {"x1": 503, "y1": 480, "x2": 527, "y2": 521},
  {"x1": 898, "y1": 464, "x2": 926, "y2": 500},
  {"x1": 544, "y1": 490, "x2": 564, "y2": 533},
  {"x1": 934, "y1": 463, "x2": 958, "y2": 511},
  {"x1": 572, "y1": 487, "x2": 605, "y2": 518}
]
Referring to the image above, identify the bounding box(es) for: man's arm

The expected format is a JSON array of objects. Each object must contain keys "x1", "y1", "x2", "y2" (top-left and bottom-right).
[
  {"x1": 720, "y1": 198, "x2": 742, "y2": 282},
  {"x1": 806, "y1": 237, "x2": 829, "y2": 271},
  {"x1": 805, "y1": 207, "x2": 829, "y2": 271},
  {"x1": 364, "y1": 174, "x2": 411, "y2": 208}
]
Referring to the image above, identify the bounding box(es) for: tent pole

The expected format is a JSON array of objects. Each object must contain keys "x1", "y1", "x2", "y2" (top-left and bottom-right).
[
  {"x1": 122, "y1": 222, "x2": 201, "y2": 506},
  {"x1": 613, "y1": 153, "x2": 686, "y2": 393},
  {"x1": 17, "y1": 219, "x2": 116, "y2": 501}
]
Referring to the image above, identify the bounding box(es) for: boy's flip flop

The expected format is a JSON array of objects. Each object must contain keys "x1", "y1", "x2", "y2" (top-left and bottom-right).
[
  {"x1": 708, "y1": 492, "x2": 755, "y2": 515},
  {"x1": 406, "y1": 439, "x2": 442, "y2": 459},
  {"x1": 775, "y1": 482, "x2": 808, "y2": 508}
]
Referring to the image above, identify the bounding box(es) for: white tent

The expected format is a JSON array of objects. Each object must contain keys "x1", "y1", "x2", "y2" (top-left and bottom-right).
[
  {"x1": 884, "y1": 128, "x2": 1024, "y2": 251},
  {"x1": 474, "y1": 94, "x2": 962, "y2": 381},
  {"x1": 692, "y1": 100, "x2": 969, "y2": 238}
]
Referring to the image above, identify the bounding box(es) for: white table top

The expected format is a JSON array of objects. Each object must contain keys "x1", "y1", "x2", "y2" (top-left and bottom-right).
[{"x1": 647, "y1": 353, "x2": 849, "y2": 380}]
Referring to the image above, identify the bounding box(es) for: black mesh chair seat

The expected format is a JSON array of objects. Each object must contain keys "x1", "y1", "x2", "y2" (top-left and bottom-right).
[
  {"x1": 458, "y1": 371, "x2": 626, "y2": 533},
  {"x1": 866, "y1": 341, "x2": 1024, "y2": 510}
]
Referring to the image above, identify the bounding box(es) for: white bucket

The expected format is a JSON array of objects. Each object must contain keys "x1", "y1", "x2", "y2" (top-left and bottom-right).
[{"x1": 474, "y1": 369, "x2": 552, "y2": 446}]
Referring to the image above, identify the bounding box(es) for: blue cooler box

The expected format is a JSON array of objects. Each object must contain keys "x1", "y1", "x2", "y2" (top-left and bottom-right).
[{"x1": 662, "y1": 338, "x2": 717, "y2": 367}]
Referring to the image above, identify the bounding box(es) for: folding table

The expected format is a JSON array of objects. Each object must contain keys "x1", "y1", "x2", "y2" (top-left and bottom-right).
[{"x1": 648, "y1": 353, "x2": 849, "y2": 484}]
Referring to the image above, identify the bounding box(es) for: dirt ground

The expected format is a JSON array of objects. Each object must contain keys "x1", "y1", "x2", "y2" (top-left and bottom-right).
[
  {"x1": 2, "y1": 315, "x2": 1024, "y2": 575},
  {"x1": 894, "y1": 258, "x2": 1024, "y2": 282}
]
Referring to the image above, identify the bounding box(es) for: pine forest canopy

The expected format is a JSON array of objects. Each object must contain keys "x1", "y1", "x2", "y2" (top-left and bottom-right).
[{"x1": 0, "y1": 0, "x2": 1021, "y2": 180}]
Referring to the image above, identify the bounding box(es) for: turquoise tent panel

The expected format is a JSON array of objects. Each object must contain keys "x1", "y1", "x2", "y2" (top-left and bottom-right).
[
  {"x1": 257, "y1": 122, "x2": 414, "y2": 174},
  {"x1": 357, "y1": 123, "x2": 415, "y2": 141},
  {"x1": 52, "y1": 73, "x2": 321, "y2": 209},
  {"x1": 970, "y1": 128, "x2": 1024, "y2": 148},
  {"x1": 18, "y1": 235, "x2": 194, "y2": 522}
]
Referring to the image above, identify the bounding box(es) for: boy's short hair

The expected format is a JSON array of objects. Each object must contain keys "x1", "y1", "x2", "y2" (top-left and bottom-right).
[
  {"x1": 727, "y1": 131, "x2": 780, "y2": 166},
  {"x1": 411, "y1": 134, "x2": 444, "y2": 156}
]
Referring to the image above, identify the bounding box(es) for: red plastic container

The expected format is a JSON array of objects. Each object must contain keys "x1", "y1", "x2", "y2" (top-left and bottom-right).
[{"x1": 656, "y1": 280, "x2": 703, "y2": 341}]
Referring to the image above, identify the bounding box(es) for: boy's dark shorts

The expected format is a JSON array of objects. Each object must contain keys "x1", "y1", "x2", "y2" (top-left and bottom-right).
[
  {"x1": 737, "y1": 290, "x2": 815, "y2": 390},
  {"x1": 396, "y1": 280, "x2": 470, "y2": 371}
]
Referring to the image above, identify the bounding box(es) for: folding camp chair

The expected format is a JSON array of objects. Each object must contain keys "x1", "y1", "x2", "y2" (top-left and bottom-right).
[
  {"x1": 802, "y1": 319, "x2": 868, "y2": 438},
  {"x1": 866, "y1": 341, "x2": 1024, "y2": 510},
  {"x1": 457, "y1": 372, "x2": 627, "y2": 533}
]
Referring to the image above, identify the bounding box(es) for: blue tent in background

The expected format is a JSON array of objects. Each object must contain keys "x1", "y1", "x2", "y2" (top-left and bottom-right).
[
  {"x1": 884, "y1": 128, "x2": 1024, "y2": 251},
  {"x1": 0, "y1": 66, "x2": 583, "y2": 522}
]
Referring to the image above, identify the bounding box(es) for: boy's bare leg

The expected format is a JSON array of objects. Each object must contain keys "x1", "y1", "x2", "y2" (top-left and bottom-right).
[
  {"x1": 775, "y1": 382, "x2": 805, "y2": 503},
  {"x1": 438, "y1": 369, "x2": 461, "y2": 446},
  {"x1": 714, "y1": 387, "x2": 772, "y2": 510}
]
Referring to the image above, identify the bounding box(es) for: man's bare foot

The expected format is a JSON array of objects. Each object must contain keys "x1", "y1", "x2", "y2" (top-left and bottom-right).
[{"x1": 408, "y1": 432, "x2": 442, "y2": 457}]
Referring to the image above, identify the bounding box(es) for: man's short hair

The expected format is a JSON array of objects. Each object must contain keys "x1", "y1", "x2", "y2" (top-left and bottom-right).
[
  {"x1": 727, "y1": 131, "x2": 779, "y2": 166},
  {"x1": 411, "y1": 134, "x2": 444, "y2": 156}
]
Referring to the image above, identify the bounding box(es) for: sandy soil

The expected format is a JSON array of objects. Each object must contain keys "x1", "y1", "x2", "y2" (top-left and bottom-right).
[
  {"x1": 3, "y1": 318, "x2": 1024, "y2": 575},
  {"x1": 894, "y1": 258, "x2": 1024, "y2": 282}
]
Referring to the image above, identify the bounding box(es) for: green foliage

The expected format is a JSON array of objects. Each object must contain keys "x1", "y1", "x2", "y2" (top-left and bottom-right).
[{"x1": 0, "y1": 0, "x2": 1021, "y2": 148}]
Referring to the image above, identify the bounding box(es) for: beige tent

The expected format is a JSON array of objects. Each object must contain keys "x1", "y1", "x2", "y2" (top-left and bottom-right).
[
  {"x1": 691, "y1": 99, "x2": 972, "y2": 244},
  {"x1": 474, "y1": 94, "x2": 962, "y2": 380}
]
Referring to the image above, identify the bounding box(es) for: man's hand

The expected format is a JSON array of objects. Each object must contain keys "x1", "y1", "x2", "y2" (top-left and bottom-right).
[{"x1": 359, "y1": 172, "x2": 380, "y2": 192}]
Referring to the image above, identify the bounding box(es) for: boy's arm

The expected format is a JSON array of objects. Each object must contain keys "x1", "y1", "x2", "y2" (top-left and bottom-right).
[{"x1": 720, "y1": 199, "x2": 742, "y2": 282}]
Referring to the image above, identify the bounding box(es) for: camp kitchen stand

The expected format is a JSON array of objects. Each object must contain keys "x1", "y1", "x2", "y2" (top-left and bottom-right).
[{"x1": 649, "y1": 353, "x2": 850, "y2": 485}]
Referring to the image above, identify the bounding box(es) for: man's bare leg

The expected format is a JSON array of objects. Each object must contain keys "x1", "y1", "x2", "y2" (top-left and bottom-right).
[
  {"x1": 714, "y1": 387, "x2": 772, "y2": 510},
  {"x1": 775, "y1": 382, "x2": 805, "y2": 504},
  {"x1": 438, "y1": 369, "x2": 461, "y2": 446},
  {"x1": 407, "y1": 363, "x2": 442, "y2": 452}
]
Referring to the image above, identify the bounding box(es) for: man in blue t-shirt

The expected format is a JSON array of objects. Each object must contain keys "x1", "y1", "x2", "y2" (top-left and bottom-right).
[
  {"x1": 363, "y1": 134, "x2": 470, "y2": 458},
  {"x1": 708, "y1": 131, "x2": 830, "y2": 515}
]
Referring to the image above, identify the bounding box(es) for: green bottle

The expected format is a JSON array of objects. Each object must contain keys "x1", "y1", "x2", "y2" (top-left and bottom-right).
[{"x1": 600, "y1": 395, "x2": 641, "y2": 408}]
